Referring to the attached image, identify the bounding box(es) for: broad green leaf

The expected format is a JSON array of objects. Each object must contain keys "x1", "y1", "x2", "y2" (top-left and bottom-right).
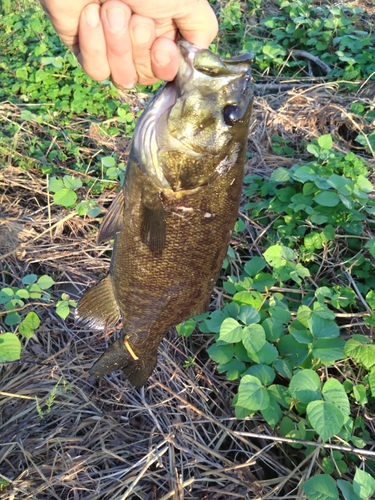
[
  {"x1": 238, "y1": 306, "x2": 260, "y2": 326},
  {"x1": 273, "y1": 358, "x2": 293, "y2": 379},
  {"x1": 289, "y1": 370, "x2": 321, "y2": 404},
  {"x1": 26, "y1": 284, "x2": 42, "y2": 299},
  {"x1": 0, "y1": 333, "x2": 22, "y2": 362},
  {"x1": 302, "y1": 474, "x2": 339, "y2": 500},
  {"x1": 292, "y1": 165, "x2": 317, "y2": 183},
  {"x1": 21, "y1": 274, "x2": 37, "y2": 285},
  {"x1": 244, "y1": 364, "x2": 275, "y2": 386},
  {"x1": 353, "y1": 468, "x2": 375, "y2": 499},
  {"x1": 252, "y1": 273, "x2": 276, "y2": 291},
  {"x1": 307, "y1": 400, "x2": 345, "y2": 441},
  {"x1": 277, "y1": 335, "x2": 310, "y2": 368},
  {"x1": 366, "y1": 290, "x2": 375, "y2": 309},
  {"x1": 270, "y1": 167, "x2": 291, "y2": 183},
  {"x1": 312, "y1": 338, "x2": 346, "y2": 363},
  {"x1": 308, "y1": 314, "x2": 339, "y2": 339},
  {"x1": 268, "y1": 384, "x2": 291, "y2": 408},
  {"x1": 253, "y1": 342, "x2": 278, "y2": 365},
  {"x1": 313, "y1": 191, "x2": 340, "y2": 207},
  {"x1": 337, "y1": 480, "x2": 362, "y2": 500},
  {"x1": 355, "y1": 175, "x2": 373, "y2": 193},
  {"x1": 289, "y1": 319, "x2": 313, "y2": 344},
  {"x1": 5, "y1": 312, "x2": 22, "y2": 326},
  {"x1": 233, "y1": 291, "x2": 263, "y2": 308},
  {"x1": 262, "y1": 317, "x2": 285, "y2": 342},
  {"x1": 63, "y1": 175, "x2": 82, "y2": 190},
  {"x1": 322, "y1": 378, "x2": 350, "y2": 418},
  {"x1": 0, "y1": 288, "x2": 14, "y2": 304},
  {"x1": 345, "y1": 339, "x2": 375, "y2": 369},
  {"x1": 54, "y1": 188, "x2": 77, "y2": 208},
  {"x1": 175, "y1": 318, "x2": 196, "y2": 337},
  {"x1": 101, "y1": 156, "x2": 116, "y2": 167},
  {"x1": 244, "y1": 257, "x2": 266, "y2": 277},
  {"x1": 15, "y1": 289, "x2": 29, "y2": 299},
  {"x1": 218, "y1": 358, "x2": 246, "y2": 380},
  {"x1": 242, "y1": 324, "x2": 266, "y2": 355},
  {"x1": 207, "y1": 343, "x2": 234, "y2": 364},
  {"x1": 269, "y1": 305, "x2": 291, "y2": 324},
  {"x1": 353, "y1": 384, "x2": 368, "y2": 406},
  {"x1": 261, "y1": 396, "x2": 282, "y2": 428},
  {"x1": 218, "y1": 318, "x2": 243, "y2": 343},
  {"x1": 48, "y1": 177, "x2": 64, "y2": 193},
  {"x1": 37, "y1": 275, "x2": 55, "y2": 290},
  {"x1": 237, "y1": 375, "x2": 270, "y2": 411},
  {"x1": 318, "y1": 134, "x2": 333, "y2": 150},
  {"x1": 369, "y1": 367, "x2": 375, "y2": 397},
  {"x1": 56, "y1": 301, "x2": 70, "y2": 320},
  {"x1": 327, "y1": 174, "x2": 353, "y2": 195}
]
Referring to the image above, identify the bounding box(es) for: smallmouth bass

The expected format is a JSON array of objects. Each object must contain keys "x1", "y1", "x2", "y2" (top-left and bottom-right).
[{"x1": 77, "y1": 40, "x2": 253, "y2": 388}]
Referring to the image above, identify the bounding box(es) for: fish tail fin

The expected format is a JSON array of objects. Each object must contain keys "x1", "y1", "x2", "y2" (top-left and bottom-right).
[
  {"x1": 90, "y1": 337, "x2": 157, "y2": 389},
  {"x1": 76, "y1": 275, "x2": 120, "y2": 329}
]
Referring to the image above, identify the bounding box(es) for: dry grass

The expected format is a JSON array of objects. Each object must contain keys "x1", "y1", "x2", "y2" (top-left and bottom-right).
[{"x1": 1, "y1": 79, "x2": 375, "y2": 499}]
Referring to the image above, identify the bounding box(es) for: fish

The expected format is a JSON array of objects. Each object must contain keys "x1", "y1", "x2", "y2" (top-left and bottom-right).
[{"x1": 76, "y1": 40, "x2": 253, "y2": 388}]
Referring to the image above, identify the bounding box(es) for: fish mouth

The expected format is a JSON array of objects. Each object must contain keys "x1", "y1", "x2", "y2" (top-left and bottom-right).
[{"x1": 132, "y1": 40, "x2": 253, "y2": 188}]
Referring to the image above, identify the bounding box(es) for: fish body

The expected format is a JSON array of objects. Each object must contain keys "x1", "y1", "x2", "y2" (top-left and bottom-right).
[{"x1": 77, "y1": 40, "x2": 253, "y2": 388}]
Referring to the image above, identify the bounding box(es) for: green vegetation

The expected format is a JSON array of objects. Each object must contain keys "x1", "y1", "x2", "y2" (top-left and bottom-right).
[{"x1": 1, "y1": 0, "x2": 375, "y2": 498}]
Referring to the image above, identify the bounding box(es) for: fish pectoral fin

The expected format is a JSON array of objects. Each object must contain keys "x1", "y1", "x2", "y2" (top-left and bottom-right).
[
  {"x1": 140, "y1": 189, "x2": 166, "y2": 255},
  {"x1": 192, "y1": 296, "x2": 211, "y2": 316},
  {"x1": 90, "y1": 337, "x2": 157, "y2": 389},
  {"x1": 97, "y1": 189, "x2": 125, "y2": 244},
  {"x1": 76, "y1": 275, "x2": 120, "y2": 329}
]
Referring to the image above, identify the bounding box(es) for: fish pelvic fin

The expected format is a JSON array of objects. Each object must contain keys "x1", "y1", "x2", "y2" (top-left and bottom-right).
[
  {"x1": 76, "y1": 275, "x2": 120, "y2": 329},
  {"x1": 97, "y1": 189, "x2": 125, "y2": 244},
  {"x1": 90, "y1": 336, "x2": 157, "y2": 389}
]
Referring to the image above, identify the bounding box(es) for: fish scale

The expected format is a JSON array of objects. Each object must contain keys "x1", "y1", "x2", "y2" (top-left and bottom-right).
[{"x1": 76, "y1": 40, "x2": 253, "y2": 388}]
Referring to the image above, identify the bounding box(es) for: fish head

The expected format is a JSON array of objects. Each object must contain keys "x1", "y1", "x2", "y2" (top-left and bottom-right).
[{"x1": 133, "y1": 40, "x2": 253, "y2": 191}]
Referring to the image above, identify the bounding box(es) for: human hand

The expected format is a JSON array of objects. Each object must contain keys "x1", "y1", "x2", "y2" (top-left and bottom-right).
[{"x1": 39, "y1": 0, "x2": 218, "y2": 87}]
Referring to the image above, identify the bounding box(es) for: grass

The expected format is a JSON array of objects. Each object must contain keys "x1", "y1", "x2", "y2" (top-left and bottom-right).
[{"x1": 1, "y1": 0, "x2": 375, "y2": 498}]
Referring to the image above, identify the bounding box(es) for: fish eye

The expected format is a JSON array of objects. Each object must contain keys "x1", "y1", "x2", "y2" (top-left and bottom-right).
[{"x1": 223, "y1": 105, "x2": 240, "y2": 126}]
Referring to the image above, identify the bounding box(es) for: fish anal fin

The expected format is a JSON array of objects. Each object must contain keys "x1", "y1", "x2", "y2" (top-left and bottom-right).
[
  {"x1": 97, "y1": 189, "x2": 125, "y2": 244},
  {"x1": 76, "y1": 275, "x2": 120, "y2": 329},
  {"x1": 140, "y1": 189, "x2": 166, "y2": 256},
  {"x1": 90, "y1": 337, "x2": 158, "y2": 389}
]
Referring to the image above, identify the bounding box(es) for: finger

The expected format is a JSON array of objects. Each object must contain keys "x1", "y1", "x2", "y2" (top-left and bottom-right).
[
  {"x1": 79, "y1": 3, "x2": 111, "y2": 81},
  {"x1": 129, "y1": 15, "x2": 158, "y2": 85},
  {"x1": 151, "y1": 37, "x2": 180, "y2": 82},
  {"x1": 100, "y1": 0, "x2": 137, "y2": 88},
  {"x1": 174, "y1": 0, "x2": 218, "y2": 48}
]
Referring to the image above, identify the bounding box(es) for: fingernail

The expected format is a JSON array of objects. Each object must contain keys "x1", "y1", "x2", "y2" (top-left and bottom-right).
[
  {"x1": 112, "y1": 80, "x2": 135, "y2": 90},
  {"x1": 153, "y1": 49, "x2": 172, "y2": 68},
  {"x1": 85, "y1": 4, "x2": 100, "y2": 28},
  {"x1": 133, "y1": 23, "x2": 152, "y2": 45},
  {"x1": 106, "y1": 7, "x2": 126, "y2": 32}
]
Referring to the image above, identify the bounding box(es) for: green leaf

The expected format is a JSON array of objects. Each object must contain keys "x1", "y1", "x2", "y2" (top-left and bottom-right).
[
  {"x1": 289, "y1": 370, "x2": 321, "y2": 404},
  {"x1": 207, "y1": 343, "x2": 234, "y2": 364},
  {"x1": 353, "y1": 468, "x2": 375, "y2": 499},
  {"x1": 56, "y1": 301, "x2": 70, "y2": 320},
  {"x1": 307, "y1": 400, "x2": 345, "y2": 441},
  {"x1": 345, "y1": 339, "x2": 375, "y2": 369},
  {"x1": 318, "y1": 134, "x2": 333, "y2": 150},
  {"x1": 0, "y1": 288, "x2": 14, "y2": 304},
  {"x1": 292, "y1": 165, "x2": 317, "y2": 183},
  {"x1": 54, "y1": 188, "x2": 77, "y2": 208},
  {"x1": 289, "y1": 319, "x2": 313, "y2": 344},
  {"x1": 337, "y1": 480, "x2": 362, "y2": 500},
  {"x1": 355, "y1": 175, "x2": 373, "y2": 193},
  {"x1": 101, "y1": 156, "x2": 116, "y2": 167},
  {"x1": 244, "y1": 257, "x2": 266, "y2": 277},
  {"x1": 273, "y1": 359, "x2": 293, "y2": 379},
  {"x1": 26, "y1": 284, "x2": 42, "y2": 299},
  {"x1": 252, "y1": 273, "x2": 276, "y2": 291},
  {"x1": 322, "y1": 378, "x2": 350, "y2": 419},
  {"x1": 218, "y1": 318, "x2": 243, "y2": 343},
  {"x1": 244, "y1": 364, "x2": 275, "y2": 386},
  {"x1": 269, "y1": 305, "x2": 291, "y2": 324},
  {"x1": 369, "y1": 367, "x2": 375, "y2": 397},
  {"x1": 63, "y1": 175, "x2": 82, "y2": 190},
  {"x1": 217, "y1": 358, "x2": 246, "y2": 380},
  {"x1": 0, "y1": 333, "x2": 22, "y2": 362},
  {"x1": 277, "y1": 335, "x2": 309, "y2": 368},
  {"x1": 48, "y1": 177, "x2": 64, "y2": 193},
  {"x1": 313, "y1": 191, "x2": 340, "y2": 207},
  {"x1": 366, "y1": 290, "x2": 375, "y2": 309},
  {"x1": 308, "y1": 314, "x2": 339, "y2": 339},
  {"x1": 268, "y1": 384, "x2": 291, "y2": 408},
  {"x1": 175, "y1": 318, "x2": 196, "y2": 337},
  {"x1": 242, "y1": 324, "x2": 266, "y2": 355},
  {"x1": 270, "y1": 167, "x2": 291, "y2": 183},
  {"x1": 237, "y1": 375, "x2": 270, "y2": 411},
  {"x1": 312, "y1": 338, "x2": 346, "y2": 363},
  {"x1": 262, "y1": 317, "x2": 285, "y2": 342},
  {"x1": 5, "y1": 312, "x2": 22, "y2": 326},
  {"x1": 353, "y1": 385, "x2": 368, "y2": 406},
  {"x1": 21, "y1": 274, "x2": 37, "y2": 285},
  {"x1": 253, "y1": 342, "x2": 278, "y2": 365},
  {"x1": 37, "y1": 275, "x2": 55, "y2": 290},
  {"x1": 238, "y1": 306, "x2": 260, "y2": 325},
  {"x1": 19, "y1": 311, "x2": 40, "y2": 338},
  {"x1": 261, "y1": 396, "x2": 282, "y2": 428},
  {"x1": 233, "y1": 291, "x2": 263, "y2": 308},
  {"x1": 301, "y1": 474, "x2": 339, "y2": 500}
]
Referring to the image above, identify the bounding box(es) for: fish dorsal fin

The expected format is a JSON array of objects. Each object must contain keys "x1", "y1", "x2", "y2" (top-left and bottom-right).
[
  {"x1": 140, "y1": 188, "x2": 166, "y2": 255},
  {"x1": 76, "y1": 275, "x2": 120, "y2": 329},
  {"x1": 97, "y1": 189, "x2": 125, "y2": 244}
]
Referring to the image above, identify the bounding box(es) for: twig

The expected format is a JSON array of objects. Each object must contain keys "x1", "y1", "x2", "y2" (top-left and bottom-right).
[{"x1": 291, "y1": 50, "x2": 332, "y2": 74}]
